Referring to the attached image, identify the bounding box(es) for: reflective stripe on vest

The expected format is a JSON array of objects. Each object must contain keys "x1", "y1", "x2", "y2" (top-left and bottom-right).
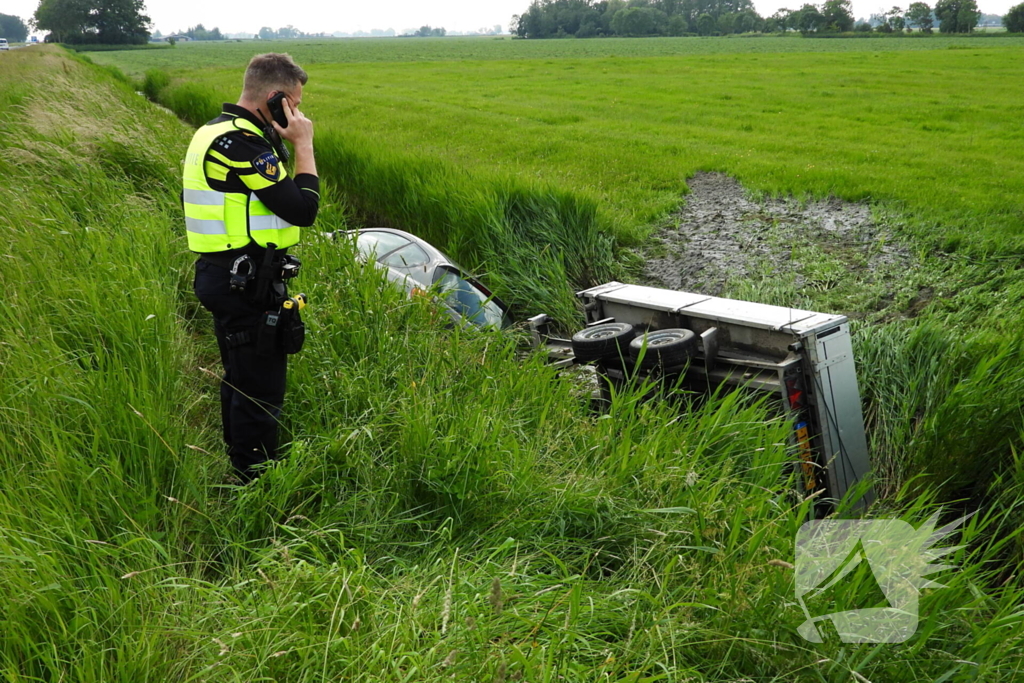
[{"x1": 181, "y1": 116, "x2": 300, "y2": 253}]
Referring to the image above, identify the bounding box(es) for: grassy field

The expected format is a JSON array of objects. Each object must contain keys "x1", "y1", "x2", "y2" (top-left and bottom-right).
[
  {"x1": 3, "y1": 41, "x2": 1024, "y2": 681},
  {"x1": 96, "y1": 33, "x2": 1024, "y2": 72},
  {"x1": 94, "y1": 36, "x2": 1024, "y2": 259}
]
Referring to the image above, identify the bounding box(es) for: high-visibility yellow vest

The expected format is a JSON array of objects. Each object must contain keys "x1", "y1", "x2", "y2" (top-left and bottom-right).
[{"x1": 182, "y1": 116, "x2": 300, "y2": 253}]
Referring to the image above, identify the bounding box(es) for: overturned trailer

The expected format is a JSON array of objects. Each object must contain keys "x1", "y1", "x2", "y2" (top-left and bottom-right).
[{"x1": 530, "y1": 282, "x2": 875, "y2": 512}]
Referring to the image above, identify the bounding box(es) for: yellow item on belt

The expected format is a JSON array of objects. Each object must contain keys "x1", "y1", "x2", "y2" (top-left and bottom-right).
[{"x1": 283, "y1": 293, "x2": 307, "y2": 311}]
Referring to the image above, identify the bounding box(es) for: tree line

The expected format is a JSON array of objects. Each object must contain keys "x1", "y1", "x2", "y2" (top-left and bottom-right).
[
  {"x1": 178, "y1": 24, "x2": 222, "y2": 40},
  {"x1": 511, "y1": 0, "x2": 1021, "y2": 38},
  {"x1": 410, "y1": 26, "x2": 448, "y2": 36}
]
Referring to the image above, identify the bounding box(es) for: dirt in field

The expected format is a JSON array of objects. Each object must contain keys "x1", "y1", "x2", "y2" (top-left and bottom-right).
[{"x1": 644, "y1": 172, "x2": 913, "y2": 300}]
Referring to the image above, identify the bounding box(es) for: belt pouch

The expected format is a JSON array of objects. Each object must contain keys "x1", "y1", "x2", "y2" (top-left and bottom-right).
[
  {"x1": 282, "y1": 308, "x2": 305, "y2": 355},
  {"x1": 256, "y1": 310, "x2": 281, "y2": 357}
]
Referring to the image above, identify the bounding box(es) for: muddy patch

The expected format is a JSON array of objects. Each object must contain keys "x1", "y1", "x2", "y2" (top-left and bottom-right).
[{"x1": 644, "y1": 173, "x2": 913, "y2": 309}]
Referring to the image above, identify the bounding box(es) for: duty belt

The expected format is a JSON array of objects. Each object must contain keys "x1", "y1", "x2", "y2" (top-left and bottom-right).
[
  {"x1": 199, "y1": 243, "x2": 301, "y2": 305},
  {"x1": 198, "y1": 248, "x2": 286, "y2": 271}
]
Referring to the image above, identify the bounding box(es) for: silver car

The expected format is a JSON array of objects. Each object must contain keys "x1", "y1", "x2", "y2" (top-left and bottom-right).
[{"x1": 346, "y1": 227, "x2": 511, "y2": 329}]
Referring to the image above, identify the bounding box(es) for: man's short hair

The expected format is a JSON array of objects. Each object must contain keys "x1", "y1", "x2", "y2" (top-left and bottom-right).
[{"x1": 243, "y1": 53, "x2": 308, "y2": 99}]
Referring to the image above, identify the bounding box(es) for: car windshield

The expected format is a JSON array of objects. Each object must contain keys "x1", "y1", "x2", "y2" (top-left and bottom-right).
[{"x1": 432, "y1": 266, "x2": 507, "y2": 329}]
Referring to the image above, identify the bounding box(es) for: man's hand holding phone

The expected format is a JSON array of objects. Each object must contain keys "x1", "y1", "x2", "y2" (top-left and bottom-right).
[
  {"x1": 271, "y1": 94, "x2": 313, "y2": 148},
  {"x1": 270, "y1": 93, "x2": 316, "y2": 178}
]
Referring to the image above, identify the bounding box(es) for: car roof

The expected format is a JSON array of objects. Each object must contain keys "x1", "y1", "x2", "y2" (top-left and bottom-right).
[
  {"x1": 354, "y1": 227, "x2": 453, "y2": 263},
  {"x1": 349, "y1": 226, "x2": 476, "y2": 274}
]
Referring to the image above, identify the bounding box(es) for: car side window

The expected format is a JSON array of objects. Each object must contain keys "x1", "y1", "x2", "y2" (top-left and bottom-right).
[
  {"x1": 356, "y1": 232, "x2": 410, "y2": 261},
  {"x1": 381, "y1": 243, "x2": 429, "y2": 269}
]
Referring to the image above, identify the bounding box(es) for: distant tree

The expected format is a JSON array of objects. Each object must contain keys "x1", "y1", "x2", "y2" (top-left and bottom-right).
[
  {"x1": 601, "y1": 0, "x2": 626, "y2": 34},
  {"x1": 1004, "y1": 2, "x2": 1024, "y2": 31},
  {"x1": 820, "y1": 0, "x2": 854, "y2": 30},
  {"x1": 577, "y1": 17, "x2": 601, "y2": 36},
  {"x1": 906, "y1": 1, "x2": 933, "y2": 30},
  {"x1": 889, "y1": 5, "x2": 907, "y2": 30},
  {"x1": 90, "y1": 0, "x2": 150, "y2": 43},
  {"x1": 258, "y1": 26, "x2": 275, "y2": 40},
  {"x1": 509, "y1": 14, "x2": 520, "y2": 34},
  {"x1": 667, "y1": 13, "x2": 689, "y2": 33},
  {"x1": 934, "y1": 0, "x2": 979, "y2": 32},
  {"x1": 795, "y1": 3, "x2": 825, "y2": 31},
  {"x1": 411, "y1": 25, "x2": 445, "y2": 36},
  {"x1": 855, "y1": 19, "x2": 873, "y2": 29},
  {"x1": 34, "y1": 0, "x2": 90, "y2": 43},
  {"x1": 515, "y1": 2, "x2": 541, "y2": 37},
  {"x1": 192, "y1": 25, "x2": 223, "y2": 39},
  {"x1": 719, "y1": 9, "x2": 761, "y2": 32},
  {"x1": 611, "y1": 6, "x2": 668, "y2": 35},
  {"x1": 186, "y1": 23, "x2": 222, "y2": 40},
  {"x1": 767, "y1": 8, "x2": 795, "y2": 32},
  {"x1": 0, "y1": 13, "x2": 29, "y2": 41},
  {"x1": 35, "y1": 0, "x2": 150, "y2": 44},
  {"x1": 873, "y1": 5, "x2": 904, "y2": 31},
  {"x1": 696, "y1": 12, "x2": 716, "y2": 34}
]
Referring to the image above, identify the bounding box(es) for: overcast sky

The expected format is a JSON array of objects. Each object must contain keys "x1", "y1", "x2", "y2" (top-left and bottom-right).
[{"x1": 5, "y1": 0, "x2": 1017, "y2": 36}]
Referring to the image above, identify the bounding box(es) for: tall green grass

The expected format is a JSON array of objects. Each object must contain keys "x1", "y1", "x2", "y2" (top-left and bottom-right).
[
  {"x1": 141, "y1": 73, "x2": 619, "y2": 323},
  {"x1": 5, "y1": 45, "x2": 1024, "y2": 682},
  {"x1": 312, "y1": 132, "x2": 618, "y2": 323}
]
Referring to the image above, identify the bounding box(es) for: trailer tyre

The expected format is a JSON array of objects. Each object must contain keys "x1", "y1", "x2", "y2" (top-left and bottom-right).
[
  {"x1": 571, "y1": 322, "x2": 636, "y2": 362},
  {"x1": 629, "y1": 328, "x2": 697, "y2": 369}
]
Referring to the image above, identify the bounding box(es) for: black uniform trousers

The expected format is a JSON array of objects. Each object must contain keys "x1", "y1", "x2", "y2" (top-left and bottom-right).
[{"x1": 193, "y1": 258, "x2": 287, "y2": 482}]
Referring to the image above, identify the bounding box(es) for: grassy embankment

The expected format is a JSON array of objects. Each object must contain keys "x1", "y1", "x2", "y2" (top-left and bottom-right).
[{"x1": 3, "y1": 45, "x2": 1024, "y2": 680}]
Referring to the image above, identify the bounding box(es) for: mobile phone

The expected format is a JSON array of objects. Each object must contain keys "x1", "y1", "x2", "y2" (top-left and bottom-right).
[{"x1": 267, "y1": 92, "x2": 288, "y2": 129}]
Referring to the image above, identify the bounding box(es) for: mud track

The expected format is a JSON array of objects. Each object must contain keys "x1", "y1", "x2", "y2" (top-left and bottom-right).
[{"x1": 644, "y1": 172, "x2": 912, "y2": 302}]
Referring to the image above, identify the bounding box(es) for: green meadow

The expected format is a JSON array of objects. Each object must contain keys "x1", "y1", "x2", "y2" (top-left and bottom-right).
[
  {"x1": 1, "y1": 37, "x2": 1023, "y2": 680},
  {"x1": 95, "y1": 33, "x2": 1024, "y2": 70},
  {"x1": 94, "y1": 35, "x2": 1024, "y2": 254}
]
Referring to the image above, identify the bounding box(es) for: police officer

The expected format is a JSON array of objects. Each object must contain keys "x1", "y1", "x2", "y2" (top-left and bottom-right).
[{"x1": 184, "y1": 53, "x2": 319, "y2": 482}]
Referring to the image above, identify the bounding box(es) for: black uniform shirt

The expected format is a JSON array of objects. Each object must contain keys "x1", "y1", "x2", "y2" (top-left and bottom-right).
[{"x1": 203, "y1": 103, "x2": 320, "y2": 231}]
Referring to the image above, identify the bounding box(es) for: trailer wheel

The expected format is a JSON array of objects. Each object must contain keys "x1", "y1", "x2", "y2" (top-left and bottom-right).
[
  {"x1": 571, "y1": 322, "x2": 636, "y2": 362},
  {"x1": 629, "y1": 328, "x2": 697, "y2": 370}
]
